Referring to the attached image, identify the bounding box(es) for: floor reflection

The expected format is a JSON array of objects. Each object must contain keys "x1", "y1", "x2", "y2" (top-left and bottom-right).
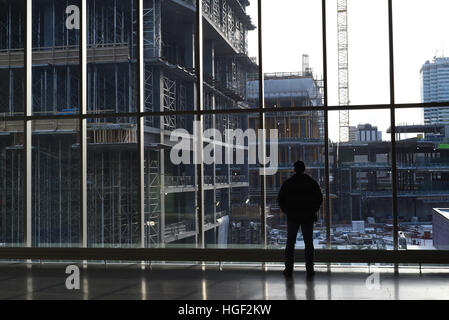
[
  {"x1": 0, "y1": 264, "x2": 447, "y2": 300},
  {"x1": 305, "y1": 278, "x2": 315, "y2": 300},
  {"x1": 285, "y1": 278, "x2": 296, "y2": 300}
]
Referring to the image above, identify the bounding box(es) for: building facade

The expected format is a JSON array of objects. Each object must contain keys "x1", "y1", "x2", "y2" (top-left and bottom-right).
[
  {"x1": 421, "y1": 57, "x2": 449, "y2": 125},
  {"x1": 349, "y1": 123, "x2": 382, "y2": 142}
]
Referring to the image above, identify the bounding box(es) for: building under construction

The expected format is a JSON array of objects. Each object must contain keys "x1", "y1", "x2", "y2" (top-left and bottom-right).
[
  {"x1": 0, "y1": 0, "x2": 256, "y2": 247},
  {"x1": 330, "y1": 123, "x2": 449, "y2": 237},
  {"x1": 244, "y1": 71, "x2": 449, "y2": 248},
  {"x1": 246, "y1": 71, "x2": 325, "y2": 246}
]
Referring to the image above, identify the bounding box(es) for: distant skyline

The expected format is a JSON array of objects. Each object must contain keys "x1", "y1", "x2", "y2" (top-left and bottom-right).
[{"x1": 245, "y1": 0, "x2": 449, "y2": 142}]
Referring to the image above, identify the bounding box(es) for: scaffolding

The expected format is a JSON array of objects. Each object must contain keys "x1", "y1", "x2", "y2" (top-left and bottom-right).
[
  {"x1": 162, "y1": 75, "x2": 176, "y2": 130},
  {"x1": 0, "y1": 138, "x2": 24, "y2": 244},
  {"x1": 88, "y1": 0, "x2": 130, "y2": 47},
  {"x1": 0, "y1": 0, "x2": 256, "y2": 248},
  {"x1": 145, "y1": 155, "x2": 160, "y2": 246},
  {"x1": 140, "y1": 0, "x2": 161, "y2": 58},
  {"x1": 33, "y1": 134, "x2": 80, "y2": 245},
  {"x1": 88, "y1": 146, "x2": 139, "y2": 246}
]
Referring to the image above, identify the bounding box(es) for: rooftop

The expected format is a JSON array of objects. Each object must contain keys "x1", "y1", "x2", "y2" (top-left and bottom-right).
[{"x1": 433, "y1": 208, "x2": 449, "y2": 221}]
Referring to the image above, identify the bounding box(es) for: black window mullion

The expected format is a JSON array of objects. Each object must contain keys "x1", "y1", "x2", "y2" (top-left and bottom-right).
[
  {"x1": 388, "y1": 0, "x2": 399, "y2": 252},
  {"x1": 258, "y1": 0, "x2": 267, "y2": 249},
  {"x1": 321, "y1": 0, "x2": 331, "y2": 249}
]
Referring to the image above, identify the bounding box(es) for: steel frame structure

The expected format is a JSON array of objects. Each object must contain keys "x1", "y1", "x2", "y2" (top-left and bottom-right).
[{"x1": 0, "y1": 0, "x2": 448, "y2": 264}]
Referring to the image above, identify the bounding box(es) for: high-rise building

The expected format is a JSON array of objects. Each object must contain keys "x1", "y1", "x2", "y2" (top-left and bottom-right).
[
  {"x1": 349, "y1": 124, "x2": 382, "y2": 142},
  {"x1": 421, "y1": 57, "x2": 449, "y2": 125}
]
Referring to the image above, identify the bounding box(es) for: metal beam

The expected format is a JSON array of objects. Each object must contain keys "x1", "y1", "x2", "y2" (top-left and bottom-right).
[
  {"x1": 322, "y1": 0, "x2": 331, "y2": 249},
  {"x1": 0, "y1": 248, "x2": 448, "y2": 264},
  {"x1": 195, "y1": 0, "x2": 205, "y2": 248},
  {"x1": 388, "y1": 0, "x2": 399, "y2": 252},
  {"x1": 5, "y1": 101, "x2": 449, "y2": 123},
  {"x1": 24, "y1": 0, "x2": 32, "y2": 248},
  {"x1": 136, "y1": 0, "x2": 145, "y2": 248},
  {"x1": 258, "y1": 0, "x2": 267, "y2": 249},
  {"x1": 80, "y1": 0, "x2": 88, "y2": 248}
]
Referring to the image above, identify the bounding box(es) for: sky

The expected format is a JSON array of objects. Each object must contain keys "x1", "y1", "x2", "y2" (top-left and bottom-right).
[{"x1": 245, "y1": 0, "x2": 449, "y2": 142}]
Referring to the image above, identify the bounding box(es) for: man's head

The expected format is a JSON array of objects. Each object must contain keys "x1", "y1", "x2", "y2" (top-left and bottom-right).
[{"x1": 294, "y1": 161, "x2": 306, "y2": 174}]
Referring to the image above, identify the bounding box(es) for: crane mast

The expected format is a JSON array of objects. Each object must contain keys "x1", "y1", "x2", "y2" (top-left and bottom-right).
[{"x1": 337, "y1": 0, "x2": 350, "y2": 142}]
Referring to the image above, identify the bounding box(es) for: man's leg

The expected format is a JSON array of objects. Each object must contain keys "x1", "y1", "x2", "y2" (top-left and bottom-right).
[
  {"x1": 301, "y1": 221, "x2": 315, "y2": 274},
  {"x1": 284, "y1": 219, "x2": 300, "y2": 274}
]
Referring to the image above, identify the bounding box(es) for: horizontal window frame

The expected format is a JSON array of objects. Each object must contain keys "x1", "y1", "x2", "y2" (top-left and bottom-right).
[{"x1": 0, "y1": 247, "x2": 447, "y2": 264}]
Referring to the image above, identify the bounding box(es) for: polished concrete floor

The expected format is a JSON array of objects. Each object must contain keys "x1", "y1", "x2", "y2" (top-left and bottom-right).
[{"x1": 0, "y1": 262, "x2": 448, "y2": 300}]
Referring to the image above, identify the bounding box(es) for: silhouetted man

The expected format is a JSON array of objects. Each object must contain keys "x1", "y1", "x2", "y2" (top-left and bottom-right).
[{"x1": 277, "y1": 161, "x2": 323, "y2": 278}]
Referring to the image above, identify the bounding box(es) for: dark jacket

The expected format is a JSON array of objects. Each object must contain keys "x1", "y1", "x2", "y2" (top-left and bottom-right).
[{"x1": 277, "y1": 173, "x2": 323, "y2": 223}]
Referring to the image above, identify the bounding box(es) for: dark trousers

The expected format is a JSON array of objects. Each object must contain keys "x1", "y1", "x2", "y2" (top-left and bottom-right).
[{"x1": 285, "y1": 218, "x2": 314, "y2": 271}]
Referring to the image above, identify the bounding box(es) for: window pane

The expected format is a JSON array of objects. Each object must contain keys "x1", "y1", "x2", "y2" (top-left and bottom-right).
[
  {"x1": 87, "y1": 0, "x2": 136, "y2": 114},
  {"x1": 326, "y1": 0, "x2": 389, "y2": 106},
  {"x1": 395, "y1": 107, "x2": 449, "y2": 249},
  {"x1": 87, "y1": 117, "x2": 138, "y2": 247},
  {"x1": 145, "y1": 115, "x2": 197, "y2": 248},
  {"x1": 0, "y1": 0, "x2": 25, "y2": 115},
  {"x1": 145, "y1": 113, "x2": 262, "y2": 249},
  {"x1": 263, "y1": 109, "x2": 326, "y2": 250},
  {"x1": 262, "y1": 0, "x2": 323, "y2": 108},
  {"x1": 0, "y1": 121, "x2": 24, "y2": 246},
  {"x1": 32, "y1": 0, "x2": 80, "y2": 115},
  {"x1": 32, "y1": 119, "x2": 80, "y2": 247},
  {"x1": 329, "y1": 109, "x2": 393, "y2": 249},
  {"x1": 206, "y1": 112, "x2": 261, "y2": 248},
  {"x1": 394, "y1": 0, "x2": 449, "y2": 104},
  {"x1": 203, "y1": 0, "x2": 259, "y2": 110},
  {"x1": 262, "y1": 0, "x2": 322, "y2": 75}
]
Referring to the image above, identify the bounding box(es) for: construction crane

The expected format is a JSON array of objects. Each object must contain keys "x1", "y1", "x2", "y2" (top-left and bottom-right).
[{"x1": 337, "y1": 0, "x2": 350, "y2": 142}]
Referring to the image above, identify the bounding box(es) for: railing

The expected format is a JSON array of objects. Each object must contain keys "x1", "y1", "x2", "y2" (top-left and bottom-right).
[
  {"x1": 215, "y1": 175, "x2": 228, "y2": 184},
  {"x1": 274, "y1": 162, "x2": 325, "y2": 169},
  {"x1": 204, "y1": 175, "x2": 213, "y2": 185},
  {"x1": 164, "y1": 220, "x2": 196, "y2": 239},
  {"x1": 0, "y1": 42, "x2": 129, "y2": 54},
  {"x1": 276, "y1": 137, "x2": 324, "y2": 143},
  {"x1": 264, "y1": 71, "x2": 314, "y2": 79},
  {"x1": 341, "y1": 162, "x2": 449, "y2": 169},
  {"x1": 417, "y1": 181, "x2": 449, "y2": 191},
  {"x1": 231, "y1": 175, "x2": 247, "y2": 184},
  {"x1": 164, "y1": 176, "x2": 194, "y2": 187},
  {"x1": 0, "y1": 43, "x2": 130, "y2": 68},
  {"x1": 164, "y1": 222, "x2": 187, "y2": 238},
  {"x1": 204, "y1": 215, "x2": 215, "y2": 224},
  {"x1": 361, "y1": 190, "x2": 449, "y2": 197},
  {"x1": 200, "y1": 0, "x2": 249, "y2": 55},
  {"x1": 216, "y1": 210, "x2": 227, "y2": 219}
]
